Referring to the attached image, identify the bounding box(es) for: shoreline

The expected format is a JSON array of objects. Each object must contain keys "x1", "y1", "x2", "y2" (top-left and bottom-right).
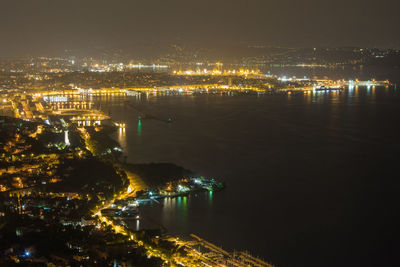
[{"x1": 94, "y1": 110, "x2": 273, "y2": 266}]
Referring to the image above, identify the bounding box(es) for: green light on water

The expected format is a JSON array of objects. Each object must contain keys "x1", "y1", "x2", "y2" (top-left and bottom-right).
[
  {"x1": 182, "y1": 196, "x2": 188, "y2": 218},
  {"x1": 183, "y1": 196, "x2": 187, "y2": 208},
  {"x1": 395, "y1": 84, "x2": 397, "y2": 91},
  {"x1": 137, "y1": 120, "x2": 142, "y2": 135}
]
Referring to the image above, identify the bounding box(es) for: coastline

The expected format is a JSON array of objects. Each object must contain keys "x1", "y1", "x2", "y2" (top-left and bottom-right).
[{"x1": 94, "y1": 115, "x2": 272, "y2": 266}]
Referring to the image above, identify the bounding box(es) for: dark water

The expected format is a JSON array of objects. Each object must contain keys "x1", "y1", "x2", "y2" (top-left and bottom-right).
[
  {"x1": 100, "y1": 87, "x2": 400, "y2": 267},
  {"x1": 263, "y1": 65, "x2": 400, "y2": 84}
]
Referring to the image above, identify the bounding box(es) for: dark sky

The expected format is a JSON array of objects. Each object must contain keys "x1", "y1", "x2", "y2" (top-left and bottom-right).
[{"x1": 1, "y1": 0, "x2": 399, "y2": 57}]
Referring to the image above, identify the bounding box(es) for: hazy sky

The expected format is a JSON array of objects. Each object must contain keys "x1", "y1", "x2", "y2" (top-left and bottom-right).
[{"x1": 1, "y1": 0, "x2": 399, "y2": 56}]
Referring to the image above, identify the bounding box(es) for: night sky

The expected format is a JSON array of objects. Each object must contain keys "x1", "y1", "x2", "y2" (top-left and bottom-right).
[{"x1": 1, "y1": 0, "x2": 400, "y2": 56}]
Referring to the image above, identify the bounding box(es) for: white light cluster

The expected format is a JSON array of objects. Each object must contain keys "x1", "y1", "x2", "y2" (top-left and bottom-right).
[{"x1": 43, "y1": 96, "x2": 69, "y2": 102}]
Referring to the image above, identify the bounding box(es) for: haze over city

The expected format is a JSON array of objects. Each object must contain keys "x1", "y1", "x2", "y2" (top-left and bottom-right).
[{"x1": 1, "y1": 0, "x2": 400, "y2": 57}]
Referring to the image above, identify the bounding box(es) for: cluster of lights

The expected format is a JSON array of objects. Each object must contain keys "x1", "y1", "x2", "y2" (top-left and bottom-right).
[
  {"x1": 43, "y1": 96, "x2": 69, "y2": 102},
  {"x1": 114, "y1": 122, "x2": 126, "y2": 128},
  {"x1": 173, "y1": 68, "x2": 261, "y2": 76},
  {"x1": 88, "y1": 63, "x2": 168, "y2": 72}
]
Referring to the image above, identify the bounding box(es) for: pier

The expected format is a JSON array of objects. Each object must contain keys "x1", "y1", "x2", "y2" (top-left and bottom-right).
[{"x1": 124, "y1": 101, "x2": 173, "y2": 123}]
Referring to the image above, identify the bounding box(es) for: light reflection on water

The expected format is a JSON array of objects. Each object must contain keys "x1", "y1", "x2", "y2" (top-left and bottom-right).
[
  {"x1": 137, "y1": 119, "x2": 142, "y2": 136},
  {"x1": 99, "y1": 86, "x2": 400, "y2": 267},
  {"x1": 117, "y1": 127, "x2": 126, "y2": 148},
  {"x1": 162, "y1": 196, "x2": 188, "y2": 232}
]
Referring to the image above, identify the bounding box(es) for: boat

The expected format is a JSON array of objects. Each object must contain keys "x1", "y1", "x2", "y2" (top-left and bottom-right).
[
  {"x1": 121, "y1": 205, "x2": 140, "y2": 218},
  {"x1": 314, "y1": 85, "x2": 343, "y2": 91},
  {"x1": 100, "y1": 208, "x2": 122, "y2": 217}
]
